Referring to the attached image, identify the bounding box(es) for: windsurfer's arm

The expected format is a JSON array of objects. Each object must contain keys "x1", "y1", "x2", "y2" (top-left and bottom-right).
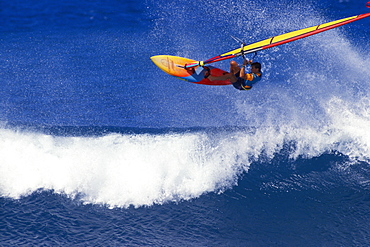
[{"x1": 240, "y1": 59, "x2": 251, "y2": 79}]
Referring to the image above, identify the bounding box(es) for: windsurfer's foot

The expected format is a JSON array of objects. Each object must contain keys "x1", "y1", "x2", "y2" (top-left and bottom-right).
[
  {"x1": 185, "y1": 66, "x2": 195, "y2": 74},
  {"x1": 203, "y1": 67, "x2": 211, "y2": 79}
]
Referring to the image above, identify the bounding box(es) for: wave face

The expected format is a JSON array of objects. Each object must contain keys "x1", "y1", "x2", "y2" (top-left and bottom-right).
[
  {"x1": 1, "y1": 116, "x2": 370, "y2": 209},
  {"x1": 1, "y1": 0, "x2": 370, "y2": 245}
]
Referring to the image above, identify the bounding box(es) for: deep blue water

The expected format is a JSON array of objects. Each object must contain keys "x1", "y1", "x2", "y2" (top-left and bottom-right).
[{"x1": 1, "y1": 0, "x2": 370, "y2": 246}]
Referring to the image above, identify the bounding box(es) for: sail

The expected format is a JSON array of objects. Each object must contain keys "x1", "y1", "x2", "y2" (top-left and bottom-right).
[{"x1": 186, "y1": 13, "x2": 370, "y2": 68}]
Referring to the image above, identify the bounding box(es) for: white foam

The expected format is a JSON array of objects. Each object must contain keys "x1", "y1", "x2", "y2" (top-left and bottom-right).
[
  {"x1": 0, "y1": 129, "x2": 250, "y2": 208},
  {"x1": 1, "y1": 110, "x2": 370, "y2": 208},
  {"x1": 325, "y1": 96, "x2": 370, "y2": 161}
]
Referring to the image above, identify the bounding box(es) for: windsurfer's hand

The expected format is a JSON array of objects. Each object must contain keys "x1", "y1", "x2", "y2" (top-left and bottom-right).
[{"x1": 243, "y1": 60, "x2": 252, "y2": 66}]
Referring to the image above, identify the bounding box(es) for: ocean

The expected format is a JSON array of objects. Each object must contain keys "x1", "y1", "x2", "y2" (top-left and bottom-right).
[{"x1": 1, "y1": 0, "x2": 370, "y2": 246}]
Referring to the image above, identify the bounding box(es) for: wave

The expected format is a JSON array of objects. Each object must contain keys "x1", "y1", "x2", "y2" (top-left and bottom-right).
[
  {"x1": 0, "y1": 126, "x2": 242, "y2": 208},
  {"x1": 1, "y1": 117, "x2": 370, "y2": 208}
]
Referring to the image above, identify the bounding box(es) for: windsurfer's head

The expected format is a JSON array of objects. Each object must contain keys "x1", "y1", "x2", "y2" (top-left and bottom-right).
[{"x1": 251, "y1": 62, "x2": 261, "y2": 72}]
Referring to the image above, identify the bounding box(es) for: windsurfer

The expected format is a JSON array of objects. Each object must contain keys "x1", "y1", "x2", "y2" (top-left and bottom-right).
[{"x1": 206, "y1": 59, "x2": 262, "y2": 90}]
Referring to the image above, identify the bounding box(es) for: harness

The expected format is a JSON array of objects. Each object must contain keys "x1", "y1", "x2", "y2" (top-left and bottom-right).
[{"x1": 233, "y1": 72, "x2": 262, "y2": 90}]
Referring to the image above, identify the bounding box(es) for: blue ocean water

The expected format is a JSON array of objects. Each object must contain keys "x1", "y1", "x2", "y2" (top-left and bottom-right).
[{"x1": 1, "y1": 0, "x2": 370, "y2": 245}]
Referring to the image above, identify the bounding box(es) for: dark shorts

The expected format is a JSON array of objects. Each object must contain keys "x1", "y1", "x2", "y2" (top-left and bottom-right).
[{"x1": 232, "y1": 77, "x2": 247, "y2": 90}]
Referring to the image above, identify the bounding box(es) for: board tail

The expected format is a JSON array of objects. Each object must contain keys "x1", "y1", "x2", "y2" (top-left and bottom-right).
[{"x1": 150, "y1": 55, "x2": 231, "y2": 86}]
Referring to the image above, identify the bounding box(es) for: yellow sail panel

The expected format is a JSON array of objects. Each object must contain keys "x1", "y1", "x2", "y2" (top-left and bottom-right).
[
  {"x1": 221, "y1": 15, "x2": 362, "y2": 57},
  {"x1": 220, "y1": 38, "x2": 272, "y2": 56},
  {"x1": 242, "y1": 39, "x2": 273, "y2": 52},
  {"x1": 318, "y1": 16, "x2": 357, "y2": 29},
  {"x1": 272, "y1": 26, "x2": 317, "y2": 43}
]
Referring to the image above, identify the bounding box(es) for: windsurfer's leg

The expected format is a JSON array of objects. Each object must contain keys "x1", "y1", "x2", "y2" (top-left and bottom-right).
[
  {"x1": 208, "y1": 73, "x2": 237, "y2": 82},
  {"x1": 207, "y1": 60, "x2": 239, "y2": 82},
  {"x1": 229, "y1": 61, "x2": 240, "y2": 74}
]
